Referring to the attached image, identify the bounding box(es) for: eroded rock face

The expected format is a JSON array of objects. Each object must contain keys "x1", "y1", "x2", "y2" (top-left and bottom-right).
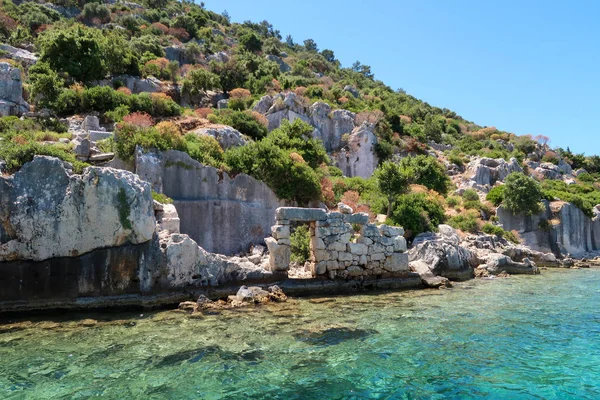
[
  {"x1": 497, "y1": 201, "x2": 600, "y2": 257},
  {"x1": 336, "y1": 122, "x2": 379, "y2": 178},
  {"x1": 310, "y1": 102, "x2": 355, "y2": 152},
  {"x1": 136, "y1": 149, "x2": 285, "y2": 255},
  {"x1": 0, "y1": 62, "x2": 29, "y2": 116},
  {"x1": 0, "y1": 156, "x2": 155, "y2": 262},
  {"x1": 409, "y1": 225, "x2": 476, "y2": 281},
  {"x1": 462, "y1": 157, "x2": 522, "y2": 192}
]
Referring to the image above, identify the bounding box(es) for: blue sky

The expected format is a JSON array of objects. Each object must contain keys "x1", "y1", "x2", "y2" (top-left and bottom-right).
[{"x1": 206, "y1": 0, "x2": 600, "y2": 155}]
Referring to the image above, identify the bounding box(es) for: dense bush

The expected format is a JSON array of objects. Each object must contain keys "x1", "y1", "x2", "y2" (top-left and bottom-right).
[
  {"x1": 447, "y1": 211, "x2": 479, "y2": 233},
  {"x1": 38, "y1": 24, "x2": 107, "y2": 82},
  {"x1": 290, "y1": 225, "x2": 310, "y2": 263},
  {"x1": 541, "y1": 180, "x2": 600, "y2": 218},
  {"x1": 503, "y1": 173, "x2": 543, "y2": 215},
  {"x1": 486, "y1": 185, "x2": 506, "y2": 206},
  {"x1": 224, "y1": 137, "x2": 321, "y2": 204},
  {"x1": 399, "y1": 155, "x2": 450, "y2": 194},
  {"x1": 390, "y1": 192, "x2": 446, "y2": 239},
  {"x1": 216, "y1": 110, "x2": 268, "y2": 140}
]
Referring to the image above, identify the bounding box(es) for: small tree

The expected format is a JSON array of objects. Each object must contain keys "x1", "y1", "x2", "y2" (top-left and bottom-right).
[
  {"x1": 503, "y1": 172, "x2": 543, "y2": 215},
  {"x1": 374, "y1": 161, "x2": 414, "y2": 217},
  {"x1": 303, "y1": 38, "x2": 318, "y2": 52},
  {"x1": 182, "y1": 68, "x2": 220, "y2": 96}
]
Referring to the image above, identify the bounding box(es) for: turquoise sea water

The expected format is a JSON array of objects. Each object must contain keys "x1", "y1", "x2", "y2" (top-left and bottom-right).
[{"x1": 1, "y1": 268, "x2": 600, "y2": 399}]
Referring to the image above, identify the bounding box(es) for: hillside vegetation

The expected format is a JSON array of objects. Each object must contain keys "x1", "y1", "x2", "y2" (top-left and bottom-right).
[{"x1": 1, "y1": 0, "x2": 600, "y2": 241}]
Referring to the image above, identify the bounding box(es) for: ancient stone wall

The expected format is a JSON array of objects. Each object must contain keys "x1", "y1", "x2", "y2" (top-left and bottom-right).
[
  {"x1": 266, "y1": 207, "x2": 408, "y2": 279},
  {"x1": 136, "y1": 149, "x2": 285, "y2": 255}
]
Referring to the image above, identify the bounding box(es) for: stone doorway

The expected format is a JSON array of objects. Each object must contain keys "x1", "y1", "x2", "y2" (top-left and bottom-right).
[{"x1": 265, "y1": 207, "x2": 409, "y2": 280}]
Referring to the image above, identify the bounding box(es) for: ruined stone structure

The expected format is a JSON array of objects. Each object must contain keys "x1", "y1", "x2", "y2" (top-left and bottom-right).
[{"x1": 265, "y1": 207, "x2": 409, "y2": 279}]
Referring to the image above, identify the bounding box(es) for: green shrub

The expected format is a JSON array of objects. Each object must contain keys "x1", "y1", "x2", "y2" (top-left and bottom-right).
[
  {"x1": 216, "y1": 110, "x2": 267, "y2": 140},
  {"x1": 38, "y1": 24, "x2": 107, "y2": 82},
  {"x1": 224, "y1": 139, "x2": 321, "y2": 204},
  {"x1": 481, "y1": 223, "x2": 519, "y2": 244},
  {"x1": 399, "y1": 155, "x2": 450, "y2": 194},
  {"x1": 446, "y1": 196, "x2": 461, "y2": 208},
  {"x1": 152, "y1": 191, "x2": 173, "y2": 204},
  {"x1": 183, "y1": 134, "x2": 224, "y2": 168},
  {"x1": 486, "y1": 185, "x2": 505, "y2": 206},
  {"x1": 290, "y1": 225, "x2": 310, "y2": 263},
  {"x1": 265, "y1": 119, "x2": 329, "y2": 169},
  {"x1": 390, "y1": 192, "x2": 446, "y2": 238},
  {"x1": 503, "y1": 172, "x2": 543, "y2": 215},
  {"x1": 462, "y1": 189, "x2": 479, "y2": 202},
  {"x1": 447, "y1": 212, "x2": 479, "y2": 233},
  {"x1": 0, "y1": 140, "x2": 88, "y2": 173}
]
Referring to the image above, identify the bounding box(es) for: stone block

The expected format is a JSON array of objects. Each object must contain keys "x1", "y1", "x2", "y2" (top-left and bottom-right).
[
  {"x1": 317, "y1": 227, "x2": 331, "y2": 237},
  {"x1": 370, "y1": 244, "x2": 386, "y2": 254},
  {"x1": 89, "y1": 130, "x2": 113, "y2": 142},
  {"x1": 328, "y1": 212, "x2": 344, "y2": 219},
  {"x1": 361, "y1": 223, "x2": 380, "y2": 237},
  {"x1": 379, "y1": 236, "x2": 394, "y2": 246},
  {"x1": 392, "y1": 236, "x2": 407, "y2": 252},
  {"x1": 383, "y1": 253, "x2": 409, "y2": 273},
  {"x1": 311, "y1": 236, "x2": 326, "y2": 250},
  {"x1": 313, "y1": 249, "x2": 331, "y2": 261},
  {"x1": 338, "y1": 202, "x2": 353, "y2": 214},
  {"x1": 347, "y1": 243, "x2": 368, "y2": 255},
  {"x1": 265, "y1": 237, "x2": 290, "y2": 271},
  {"x1": 338, "y1": 252, "x2": 353, "y2": 262},
  {"x1": 344, "y1": 213, "x2": 369, "y2": 225},
  {"x1": 359, "y1": 254, "x2": 367, "y2": 265},
  {"x1": 315, "y1": 261, "x2": 327, "y2": 275},
  {"x1": 82, "y1": 115, "x2": 100, "y2": 131},
  {"x1": 328, "y1": 242, "x2": 346, "y2": 252},
  {"x1": 277, "y1": 238, "x2": 291, "y2": 245},
  {"x1": 347, "y1": 265, "x2": 363, "y2": 277},
  {"x1": 378, "y1": 224, "x2": 405, "y2": 237},
  {"x1": 276, "y1": 207, "x2": 327, "y2": 222},
  {"x1": 327, "y1": 260, "x2": 340, "y2": 271},
  {"x1": 271, "y1": 224, "x2": 290, "y2": 239},
  {"x1": 370, "y1": 252, "x2": 385, "y2": 261},
  {"x1": 328, "y1": 270, "x2": 336, "y2": 280},
  {"x1": 357, "y1": 236, "x2": 373, "y2": 246},
  {"x1": 339, "y1": 233, "x2": 352, "y2": 243}
]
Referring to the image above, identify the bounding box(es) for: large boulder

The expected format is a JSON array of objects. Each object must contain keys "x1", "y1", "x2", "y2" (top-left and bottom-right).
[
  {"x1": 336, "y1": 122, "x2": 378, "y2": 178},
  {"x1": 0, "y1": 62, "x2": 29, "y2": 116},
  {"x1": 0, "y1": 157, "x2": 156, "y2": 262},
  {"x1": 479, "y1": 253, "x2": 540, "y2": 275},
  {"x1": 408, "y1": 225, "x2": 477, "y2": 280},
  {"x1": 193, "y1": 125, "x2": 247, "y2": 149}
]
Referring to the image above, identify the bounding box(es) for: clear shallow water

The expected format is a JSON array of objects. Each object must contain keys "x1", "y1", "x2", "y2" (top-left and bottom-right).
[{"x1": 1, "y1": 269, "x2": 600, "y2": 399}]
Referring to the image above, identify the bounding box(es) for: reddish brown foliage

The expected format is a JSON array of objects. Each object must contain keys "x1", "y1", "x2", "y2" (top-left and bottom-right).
[
  {"x1": 355, "y1": 110, "x2": 384, "y2": 125},
  {"x1": 168, "y1": 27, "x2": 190, "y2": 41},
  {"x1": 320, "y1": 177, "x2": 335, "y2": 208},
  {"x1": 294, "y1": 86, "x2": 307, "y2": 96},
  {"x1": 151, "y1": 22, "x2": 169, "y2": 34},
  {"x1": 0, "y1": 12, "x2": 17, "y2": 32},
  {"x1": 195, "y1": 107, "x2": 214, "y2": 119},
  {"x1": 123, "y1": 112, "x2": 153, "y2": 127},
  {"x1": 249, "y1": 111, "x2": 268, "y2": 128},
  {"x1": 229, "y1": 88, "x2": 251, "y2": 99},
  {"x1": 117, "y1": 87, "x2": 132, "y2": 96}
]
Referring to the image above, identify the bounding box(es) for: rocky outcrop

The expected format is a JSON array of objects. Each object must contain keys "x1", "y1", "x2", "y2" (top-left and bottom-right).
[
  {"x1": 478, "y1": 253, "x2": 540, "y2": 275},
  {"x1": 193, "y1": 125, "x2": 247, "y2": 149},
  {"x1": 461, "y1": 157, "x2": 522, "y2": 192},
  {"x1": 310, "y1": 102, "x2": 355, "y2": 152},
  {"x1": 265, "y1": 54, "x2": 291, "y2": 72},
  {"x1": 135, "y1": 149, "x2": 285, "y2": 255},
  {"x1": 0, "y1": 156, "x2": 155, "y2": 262},
  {"x1": 261, "y1": 92, "x2": 311, "y2": 131},
  {"x1": 531, "y1": 160, "x2": 573, "y2": 181},
  {"x1": 336, "y1": 122, "x2": 379, "y2": 178},
  {"x1": 409, "y1": 225, "x2": 477, "y2": 281},
  {"x1": 0, "y1": 62, "x2": 29, "y2": 116},
  {"x1": 497, "y1": 201, "x2": 600, "y2": 257},
  {"x1": 0, "y1": 44, "x2": 38, "y2": 66}
]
